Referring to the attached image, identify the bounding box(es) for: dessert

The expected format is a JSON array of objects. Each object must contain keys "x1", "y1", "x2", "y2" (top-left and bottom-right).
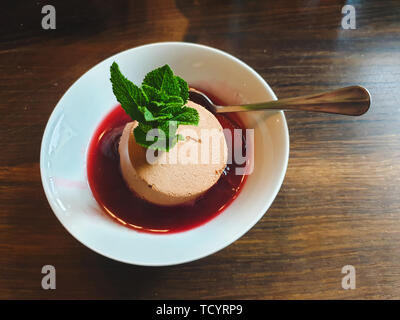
[
  {"x1": 87, "y1": 63, "x2": 248, "y2": 233},
  {"x1": 118, "y1": 100, "x2": 228, "y2": 206}
]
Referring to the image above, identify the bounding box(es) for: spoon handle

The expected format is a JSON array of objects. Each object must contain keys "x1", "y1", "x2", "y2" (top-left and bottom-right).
[{"x1": 216, "y1": 86, "x2": 371, "y2": 116}]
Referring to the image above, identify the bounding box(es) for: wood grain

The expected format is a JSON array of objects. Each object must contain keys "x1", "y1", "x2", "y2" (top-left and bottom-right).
[{"x1": 0, "y1": 0, "x2": 399, "y2": 299}]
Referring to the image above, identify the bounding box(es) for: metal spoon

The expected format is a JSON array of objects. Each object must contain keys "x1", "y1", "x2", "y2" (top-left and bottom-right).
[{"x1": 189, "y1": 86, "x2": 371, "y2": 116}]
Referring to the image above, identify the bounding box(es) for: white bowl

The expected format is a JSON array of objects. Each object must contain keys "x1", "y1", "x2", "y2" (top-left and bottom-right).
[{"x1": 40, "y1": 42, "x2": 289, "y2": 266}]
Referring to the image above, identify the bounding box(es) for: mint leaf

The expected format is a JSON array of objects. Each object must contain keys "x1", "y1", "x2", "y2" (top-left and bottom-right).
[
  {"x1": 138, "y1": 105, "x2": 171, "y2": 122},
  {"x1": 175, "y1": 76, "x2": 189, "y2": 103},
  {"x1": 141, "y1": 84, "x2": 162, "y2": 104},
  {"x1": 110, "y1": 62, "x2": 199, "y2": 151},
  {"x1": 172, "y1": 107, "x2": 199, "y2": 125},
  {"x1": 134, "y1": 124, "x2": 163, "y2": 150},
  {"x1": 164, "y1": 95, "x2": 184, "y2": 107},
  {"x1": 143, "y1": 65, "x2": 180, "y2": 97},
  {"x1": 159, "y1": 106, "x2": 199, "y2": 125},
  {"x1": 142, "y1": 84, "x2": 184, "y2": 110},
  {"x1": 134, "y1": 121, "x2": 179, "y2": 151},
  {"x1": 110, "y1": 62, "x2": 148, "y2": 123}
]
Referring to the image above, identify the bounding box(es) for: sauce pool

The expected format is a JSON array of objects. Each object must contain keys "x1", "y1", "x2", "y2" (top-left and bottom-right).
[{"x1": 87, "y1": 94, "x2": 249, "y2": 234}]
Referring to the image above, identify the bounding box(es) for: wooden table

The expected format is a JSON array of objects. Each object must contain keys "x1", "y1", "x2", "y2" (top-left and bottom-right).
[{"x1": 1, "y1": 0, "x2": 399, "y2": 299}]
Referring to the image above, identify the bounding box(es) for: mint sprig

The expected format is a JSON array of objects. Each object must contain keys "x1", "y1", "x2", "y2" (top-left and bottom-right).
[{"x1": 110, "y1": 62, "x2": 199, "y2": 151}]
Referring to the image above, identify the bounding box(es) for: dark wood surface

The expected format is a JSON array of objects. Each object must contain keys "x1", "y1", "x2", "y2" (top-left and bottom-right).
[{"x1": 1, "y1": 0, "x2": 399, "y2": 299}]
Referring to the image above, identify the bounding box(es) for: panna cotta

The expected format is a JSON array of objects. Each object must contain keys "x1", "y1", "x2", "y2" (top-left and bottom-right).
[{"x1": 118, "y1": 101, "x2": 228, "y2": 206}]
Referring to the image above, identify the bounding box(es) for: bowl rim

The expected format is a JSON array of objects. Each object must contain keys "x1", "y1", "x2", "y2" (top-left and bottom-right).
[{"x1": 40, "y1": 41, "x2": 289, "y2": 266}]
